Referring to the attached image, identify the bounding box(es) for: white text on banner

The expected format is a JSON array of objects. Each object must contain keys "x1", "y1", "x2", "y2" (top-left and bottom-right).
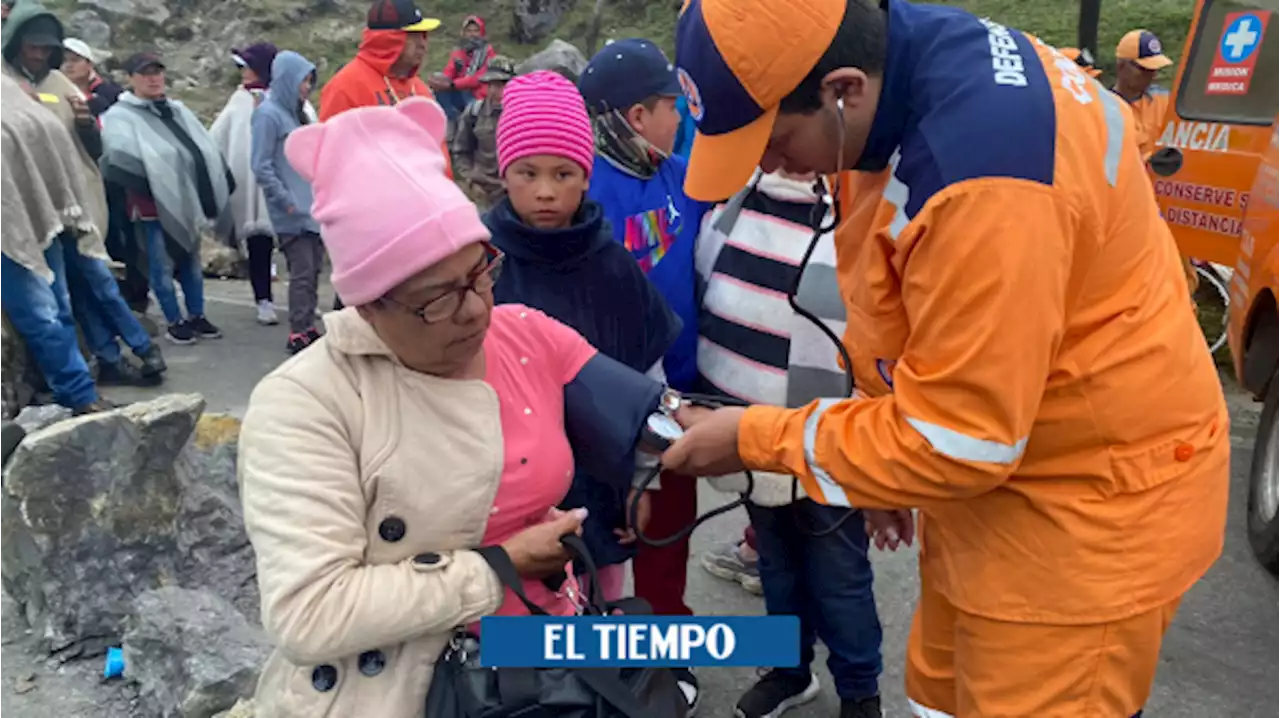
[{"x1": 479, "y1": 616, "x2": 800, "y2": 668}]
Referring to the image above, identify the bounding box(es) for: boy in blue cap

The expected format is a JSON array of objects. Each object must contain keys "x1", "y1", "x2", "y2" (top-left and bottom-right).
[{"x1": 578, "y1": 38, "x2": 711, "y2": 693}]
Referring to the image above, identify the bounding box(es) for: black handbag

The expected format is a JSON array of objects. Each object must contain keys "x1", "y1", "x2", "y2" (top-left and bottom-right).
[{"x1": 425, "y1": 535, "x2": 690, "y2": 718}]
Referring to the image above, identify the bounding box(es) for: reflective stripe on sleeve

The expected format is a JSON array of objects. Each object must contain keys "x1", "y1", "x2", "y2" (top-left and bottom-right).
[
  {"x1": 1098, "y1": 86, "x2": 1126, "y2": 187},
  {"x1": 905, "y1": 416, "x2": 1028, "y2": 464},
  {"x1": 802, "y1": 398, "x2": 852, "y2": 507}
]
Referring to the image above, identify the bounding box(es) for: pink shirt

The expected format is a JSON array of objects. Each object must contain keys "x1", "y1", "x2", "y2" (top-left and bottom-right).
[{"x1": 480, "y1": 305, "x2": 596, "y2": 616}]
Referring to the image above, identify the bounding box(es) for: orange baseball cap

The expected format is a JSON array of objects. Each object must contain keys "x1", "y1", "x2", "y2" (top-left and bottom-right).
[
  {"x1": 1116, "y1": 29, "x2": 1173, "y2": 71},
  {"x1": 675, "y1": 0, "x2": 845, "y2": 201}
]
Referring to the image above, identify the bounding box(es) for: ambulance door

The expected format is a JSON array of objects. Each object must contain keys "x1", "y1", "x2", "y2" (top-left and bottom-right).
[{"x1": 1148, "y1": 0, "x2": 1278, "y2": 266}]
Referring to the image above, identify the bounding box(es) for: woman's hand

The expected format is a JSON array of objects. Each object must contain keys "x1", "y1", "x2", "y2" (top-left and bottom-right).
[{"x1": 502, "y1": 508, "x2": 588, "y2": 578}]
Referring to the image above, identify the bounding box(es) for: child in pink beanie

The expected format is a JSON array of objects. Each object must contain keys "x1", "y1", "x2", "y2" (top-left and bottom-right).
[{"x1": 485, "y1": 70, "x2": 681, "y2": 606}]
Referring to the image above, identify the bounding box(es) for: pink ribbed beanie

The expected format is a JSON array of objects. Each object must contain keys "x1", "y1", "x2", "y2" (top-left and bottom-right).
[
  {"x1": 496, "y1": 70, "x2": 594, "y2": 177},
  {"x1": 284, "y1": 97, "x2": 490, "y2": 306}
]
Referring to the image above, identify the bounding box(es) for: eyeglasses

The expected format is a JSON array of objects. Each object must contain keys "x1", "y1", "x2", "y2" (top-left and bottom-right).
[{"x1": 381, "y1": 245, "x2": 505, "y2": 324}]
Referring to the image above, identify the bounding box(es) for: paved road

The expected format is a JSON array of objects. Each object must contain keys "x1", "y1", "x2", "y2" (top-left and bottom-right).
[{"x1": 7, "y1": 277, "x2": 1276, "y2": 717}]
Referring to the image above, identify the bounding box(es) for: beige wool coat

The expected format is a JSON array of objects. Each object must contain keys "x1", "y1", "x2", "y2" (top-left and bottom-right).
[{"x1": 238, "y1": 308, "x2": 509, "y2": 717}]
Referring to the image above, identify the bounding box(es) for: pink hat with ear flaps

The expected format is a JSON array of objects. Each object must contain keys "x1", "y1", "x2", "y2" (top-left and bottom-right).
[{"x1": 284, "y1": 97, "x2": 491, "y2": 306}]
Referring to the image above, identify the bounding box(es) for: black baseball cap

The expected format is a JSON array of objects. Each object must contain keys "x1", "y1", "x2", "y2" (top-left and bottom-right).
[
  {"x1": 578, "y1": 39, "x2": 682, "y2": 114},
  {"x1": 124, "y1": 52, "x2": 165, "y2": 74},
  {"x1": 366, "y1": 0, "x2": 440, "y2": 32}
]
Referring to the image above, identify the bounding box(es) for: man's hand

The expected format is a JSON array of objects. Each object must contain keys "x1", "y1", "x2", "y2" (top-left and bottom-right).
[
  {"x1": 427, "y1": 73, "x2": 452, "y2": 91},
  {"x1": 660, "y1": 406, "x2": 747, "y2": 477},
  {"x1": 614, "y1": 489, "x2": 651, "y2": 545},
  {"x1": 864, "y1": 509, "x2": 915, "y2": 551},
  {"x1": 501, "y1": 507, "x2": 587, "y2": 578},
  {"x1": 68, "y1": 94, "x2": 92, "y2": 124}
]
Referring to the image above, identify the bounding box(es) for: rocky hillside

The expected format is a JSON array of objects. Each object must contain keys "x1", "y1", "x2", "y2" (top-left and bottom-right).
[{"x1": 45, "y1": 0, "x2": 1193, "y2": 122}]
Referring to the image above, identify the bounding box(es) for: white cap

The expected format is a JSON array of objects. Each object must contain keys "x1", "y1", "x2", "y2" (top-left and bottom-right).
[{"x1": 63, "y1": 38, "x2": 95, "y2": 64}]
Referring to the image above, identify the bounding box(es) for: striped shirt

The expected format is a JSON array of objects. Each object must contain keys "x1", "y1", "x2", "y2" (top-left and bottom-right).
[{"x1": 693, "y1": 173, "x2": 847, "y2": 410}]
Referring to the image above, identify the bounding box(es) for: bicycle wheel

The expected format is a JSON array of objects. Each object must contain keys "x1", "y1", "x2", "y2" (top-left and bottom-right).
[{"x1": 1192, "y1": 263, "x2": 1230, "y2": 354}]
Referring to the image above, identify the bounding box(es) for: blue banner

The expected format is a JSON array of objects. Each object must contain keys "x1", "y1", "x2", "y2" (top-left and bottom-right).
[{"x1": 479, "y1": 615, "x2": 799, "y2": 667}]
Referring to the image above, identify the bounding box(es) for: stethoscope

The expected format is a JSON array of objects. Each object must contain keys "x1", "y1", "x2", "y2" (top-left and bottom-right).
[{"x1": 629, "y1": 96, "x2": 863, "y2": 547}]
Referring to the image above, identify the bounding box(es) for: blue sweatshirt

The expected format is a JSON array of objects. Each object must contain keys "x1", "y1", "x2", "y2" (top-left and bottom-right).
[
  {"x1": 587, "y1": 155, "x2": 709, "y2": 391},
  {"x1": 487, "y1": 197, "x2": 680, "y2": 567},
  {"x1": 251, "y1": 51, "x2": 319, "y2": 237}
]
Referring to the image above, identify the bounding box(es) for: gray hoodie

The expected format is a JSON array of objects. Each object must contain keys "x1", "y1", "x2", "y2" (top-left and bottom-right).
[{"x1": 250, "y1": 50, "x2": 318, "y2": 236}]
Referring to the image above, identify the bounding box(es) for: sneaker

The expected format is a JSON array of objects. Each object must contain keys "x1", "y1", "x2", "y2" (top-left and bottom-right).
[
  {"x1": 97, "y1": 359, "x2": 159, "y2": 387},
  {"x1": 305, "y1": 326, "x2": 322, "y2": 343},
  {"x1": 134, "y1": 344, "x2": 167, "y2": 379},
  {"x1": 701, "y1": 542, "x2": 764, "y2": 595},
  {"x1": 673, "y1": 667, "x2": 699, "y2": 716},
  {"x1": 256, "y1": 300, "x2": 279, "y2": 325},
  {"x1": 165, "y1": 321, "x2": 197, "y2": 345},
  {"x1": 735, "y1": 671, "x2": 820, "y2": 718},
  {"x1": 287, "y1": 332, "x2": 314, "y2": 355},
  {"x1": 839, "y1": 696, "x2": 883, "y2": 718},
  {"x1": 187, "y1": 315, "x2": 222, "y2": 339}
]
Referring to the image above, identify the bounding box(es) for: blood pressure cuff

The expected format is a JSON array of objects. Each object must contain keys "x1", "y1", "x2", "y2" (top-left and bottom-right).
[{"x1": 564, "y1": 352, "x2": 664, "y2": 489}]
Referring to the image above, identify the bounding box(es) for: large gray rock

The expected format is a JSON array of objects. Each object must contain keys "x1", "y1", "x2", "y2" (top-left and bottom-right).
[
  {"x1": 79, "y1": 0, "x2": 171, "y2": 27},
  {"x1": 174, "y1": 414, "x2": 258, "y2": 619},
  {"x1": 512, "y1": 0, "x2": 577, "y2": 44},
  {"x1": 1, "y1": 394, "x2": 205, "y2": 657},
  {"x1": 516, "y1": 39, "x2": 589, "y2": 81},
  {"x1": 13, "y1": 404, "x2": 73, "y2": 434},
  {"x1": 2, "y1": 311, "x2": 40, "y2": 420},
  {"x1": 67, "y1": 9, "x2": 113, "y2": 49},
  {"x1": 124, "y1": 587, "x2": 270, "y2": 718}
]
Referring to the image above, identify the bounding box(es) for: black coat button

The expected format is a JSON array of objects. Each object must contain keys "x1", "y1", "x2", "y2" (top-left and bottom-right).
[
  {"x1": 378, "y1": 517, "x2": 406, "y2": 542},
  {"x1": 311, "y1": 664, "x2": 338, "y2": 692},
  {"x1": 358, "y1": 650, "x2": 386, "y2": 677},
  {"x1": 413, "y1": 552, "x2": 442, "y2": 566}
]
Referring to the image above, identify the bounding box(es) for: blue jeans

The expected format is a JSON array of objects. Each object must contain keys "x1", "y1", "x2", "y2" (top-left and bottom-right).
[
  {"x1": 436, "y1": 89, "x2": 472, "y2": 121},
  {"x1": 138, "y1": 220, "x2": 203, "y2": 324},
  {"x1": 746, "y1": 500, "x2": 883, "y2": 701},
  {"x1": 62, "y1": 239, "x2": 152, "y2": 364},
  {"x1": 0, "y1": 236, "x2": 97, "y2": 408}
]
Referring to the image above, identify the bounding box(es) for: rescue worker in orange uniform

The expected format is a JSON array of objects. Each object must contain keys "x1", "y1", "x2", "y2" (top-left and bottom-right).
[
  {"x1": 1113, "y1": 29, "x2": 1174, "y2": 161},
  {"x1": 662, "y1": 1, "x2": 1230, "y2": 716}
]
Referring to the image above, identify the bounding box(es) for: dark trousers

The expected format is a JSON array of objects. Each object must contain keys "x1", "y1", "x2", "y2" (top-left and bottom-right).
[
  {"x1": 746, "y1": 500, "x2": 883, "y2": 701},
  {"x1": 246, "y1": 234, "x2": 274, "y2": 303},
  {"x1": 103, "y1": 180, "x2": 149, "y2": 312},
  {"x1": 280, "y1": 232, "x2": 324, "y2": 334},
  {"x1": 632, "y1": 471, "x2": 698, "y2": 616}
]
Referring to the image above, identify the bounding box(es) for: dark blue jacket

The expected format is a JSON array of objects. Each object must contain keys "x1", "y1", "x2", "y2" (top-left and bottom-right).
[
  {"x1": 487, "y1": 197, "x2": 680, "y2": 567},
  {"x1": 587, "y1": 155, "x2": 709, "y2": 391}
]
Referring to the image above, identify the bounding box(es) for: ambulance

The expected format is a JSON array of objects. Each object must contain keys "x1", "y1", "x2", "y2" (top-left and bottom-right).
[{"x1": 1144, "y1": 0, "x2": 1278, "y2": 574}]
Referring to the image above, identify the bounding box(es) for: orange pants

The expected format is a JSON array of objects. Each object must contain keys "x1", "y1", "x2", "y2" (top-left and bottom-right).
[{"x1": 906, "y1": 580, "x2": 1180, "y2": 718}]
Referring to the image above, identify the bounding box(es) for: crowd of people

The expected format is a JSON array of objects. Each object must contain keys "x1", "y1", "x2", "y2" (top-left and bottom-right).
[{"x1": 1, "y1": 0, "x2": 1231, "y2": 716}]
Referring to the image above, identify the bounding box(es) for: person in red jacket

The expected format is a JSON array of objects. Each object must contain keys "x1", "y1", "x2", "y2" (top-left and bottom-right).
[
  {"x1": 429, "y1": 15, "x2": 496, "y2": 123},
  {"x1": 319, "y1": 0, "x2": 448, "y2": 311},
  {"x1": 318, "y1": 0, "x2": 438, "y2": 121}
]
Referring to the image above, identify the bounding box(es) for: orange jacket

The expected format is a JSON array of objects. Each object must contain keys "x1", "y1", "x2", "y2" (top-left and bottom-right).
[
  {"x1": 737, "y1": 6, "x2": 1228, "y2": 625},
  {"x1": 1116, "y1": 86, "x2": 1170, "y2": 161},
  {"x1": 319, "y1": 29, "x2": 452, "y2": 176}
]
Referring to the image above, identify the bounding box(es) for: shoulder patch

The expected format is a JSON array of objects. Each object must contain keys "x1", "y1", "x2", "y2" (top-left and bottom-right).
[{"x1": 894, "y1": 11, "x2": 1057, "y2": 220}]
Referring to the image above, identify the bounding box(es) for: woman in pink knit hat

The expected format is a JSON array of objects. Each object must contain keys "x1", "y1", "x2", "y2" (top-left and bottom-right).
[
  {"x1": 235, "y1": 96, "x2": 688, "y2": 717},
  {"x1": 484, "y1": 69, "x2": 685, "y2": 648}
]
